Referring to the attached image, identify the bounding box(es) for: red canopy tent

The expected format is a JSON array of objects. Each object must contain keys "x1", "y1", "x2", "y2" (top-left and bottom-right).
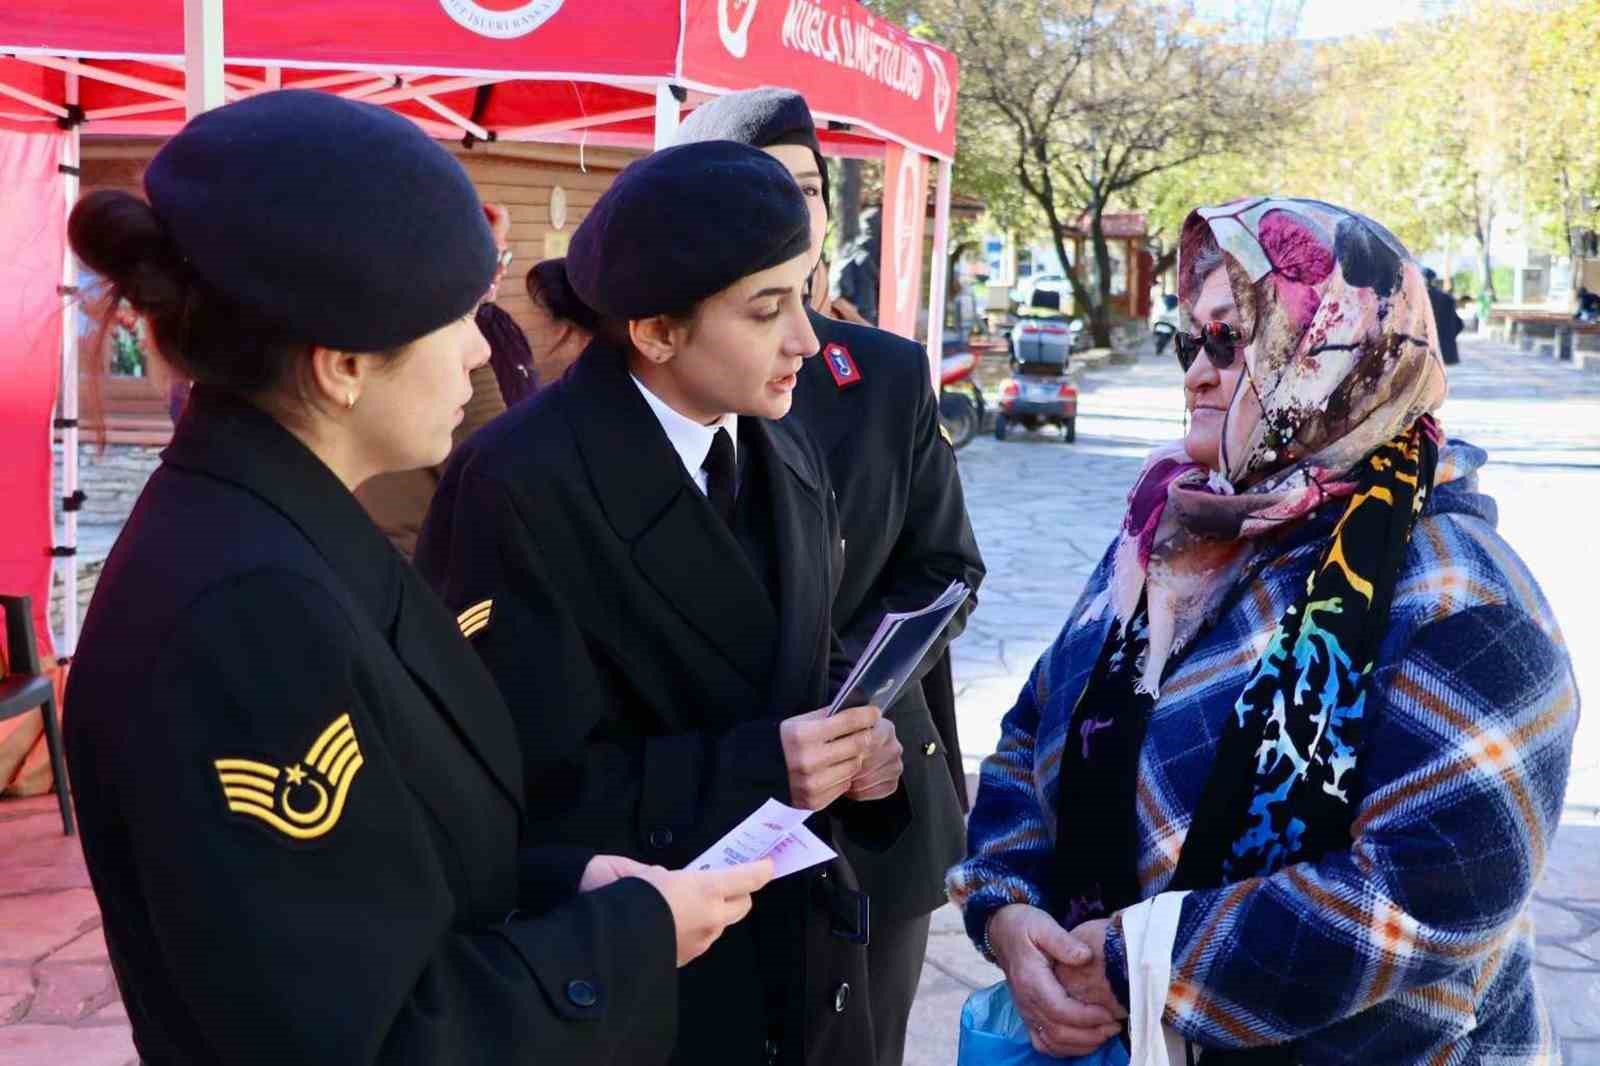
[{"x1": 0, "y1": 0, "x2": 960, "y2": 664}]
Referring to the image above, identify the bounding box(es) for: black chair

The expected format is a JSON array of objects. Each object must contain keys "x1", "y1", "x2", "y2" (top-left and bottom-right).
[{"x1": 0, "y1": 595, "x2": 74, "y2": 835}]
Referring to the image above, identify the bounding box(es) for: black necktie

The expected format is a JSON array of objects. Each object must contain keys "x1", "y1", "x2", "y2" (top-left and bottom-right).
[{"x1": 702, "y1": 427, "x2": 737, "y2": 527}]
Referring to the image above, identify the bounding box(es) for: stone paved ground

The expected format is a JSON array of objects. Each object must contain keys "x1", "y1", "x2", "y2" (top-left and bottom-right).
[{"x1": 0, "y1": 334, "x2": 1594, "y2": 1064}]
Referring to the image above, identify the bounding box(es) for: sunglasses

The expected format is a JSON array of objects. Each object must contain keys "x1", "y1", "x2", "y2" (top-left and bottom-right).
[{"x1": 1175, "y1": 321, "x2": 1243, "y2": 372}]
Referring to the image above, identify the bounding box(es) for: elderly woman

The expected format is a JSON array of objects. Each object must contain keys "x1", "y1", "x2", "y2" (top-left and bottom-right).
[{"x1": 949, "y1": 198, "x2": 1579, "y2": 1064}]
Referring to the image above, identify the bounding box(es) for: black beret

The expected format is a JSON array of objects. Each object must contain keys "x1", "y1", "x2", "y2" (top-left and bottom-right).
[
  {"x1": 566, "y1": 141, "x2": 811, "y2": 321},
  {"x1": 144, "y1": 90, "x2": 494, "y2": 352},
  {"x1": 675, "y1": 87, "x2": 830, "y2": 213}
]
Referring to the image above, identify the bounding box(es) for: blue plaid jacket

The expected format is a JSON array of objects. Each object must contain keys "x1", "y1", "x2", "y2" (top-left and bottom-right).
[{"x1": 948, "y1": 442, "x2": 1579, "y2": 1064}]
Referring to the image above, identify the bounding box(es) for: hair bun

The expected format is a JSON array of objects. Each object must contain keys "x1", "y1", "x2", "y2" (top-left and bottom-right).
[
  {"x1": 68, "y1": 190, "x2": 188, "y2": 315},
  {"x1": 527, "y1": 257, "x2": 599, "y2": 333}
]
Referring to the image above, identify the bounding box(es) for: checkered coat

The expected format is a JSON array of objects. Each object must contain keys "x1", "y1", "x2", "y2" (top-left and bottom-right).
[{"x1": 948, "y1": 442, "x2": 1580, "y2": 1063}]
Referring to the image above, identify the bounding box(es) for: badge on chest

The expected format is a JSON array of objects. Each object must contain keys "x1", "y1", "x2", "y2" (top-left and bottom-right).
[{"x1": 822, "y1": 343, "x2": 862, "y2": 389}]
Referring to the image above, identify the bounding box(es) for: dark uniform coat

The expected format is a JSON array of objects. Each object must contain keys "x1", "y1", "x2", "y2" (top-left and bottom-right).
[
  {"x1": 788, "y1": 310, "x2": 986, "y2": 924},
  {"x1": 416, "y1": 342, "x2": 910, "y2": 1066},
  {"x1": 64, "y1": 388, "x2": 678, "y2": 1065}
]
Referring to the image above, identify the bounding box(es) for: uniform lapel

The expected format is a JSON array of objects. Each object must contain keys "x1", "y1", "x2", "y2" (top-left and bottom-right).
[
  {"x1": 389, "y1": 569, "x2": 525, "y2": 812},
  {"x1": 750, "y1": 417, "x2": 831, "y2": 715},
  {"x1": 561, "y1": 345, "x2": 779, "y2": 697}
]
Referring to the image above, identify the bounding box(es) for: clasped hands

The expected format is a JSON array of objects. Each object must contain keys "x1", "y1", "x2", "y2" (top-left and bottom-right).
[
  {"x1": 986, "y1": 904, "x2": 1126, "y2": 1058},
  {"x1": 780, "y1": 703, "x2": 902, "y2": 810}
]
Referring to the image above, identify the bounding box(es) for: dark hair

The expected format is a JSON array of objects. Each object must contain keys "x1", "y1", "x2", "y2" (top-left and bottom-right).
[
  {"x1": 68, "y1": 190, "x2": 314, "y2": 396},
  {"x1": 526, "y1": 257, "x2": 698, "y2": 355}
]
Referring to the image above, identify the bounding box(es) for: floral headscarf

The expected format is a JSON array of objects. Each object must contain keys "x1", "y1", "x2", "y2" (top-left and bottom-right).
[{"x1": 1106, "y1": 198, "x2": 1448, "y2": 694}]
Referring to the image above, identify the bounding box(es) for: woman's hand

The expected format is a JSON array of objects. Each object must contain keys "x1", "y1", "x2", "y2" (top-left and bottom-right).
[
  {"x1": 986, "y1": 904, "x2": 1124, "y2": 1058},
  {"x1": 578, "y1": 854, "x2": 654, "y2": 892},
  {"x1": 1055, "y1": 918, "x2": 1125, "y2": 1019},
  {"x1": 845, "y1": 716, "x2": 903, "y2": 801},
  {"x1": 631, "y1": 860, "x2": 775, "y2": 966},
  {"x1": 779, "y1": 705, "x2": 881, "y2": 810}
]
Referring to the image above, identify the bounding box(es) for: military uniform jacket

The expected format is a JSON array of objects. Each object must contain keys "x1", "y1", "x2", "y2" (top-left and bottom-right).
[
  {"x1": 64, "y1": 388, "x2": 678, "y2": 1066},
  {"x1": 416, "y1": 342, "x2": 910, "y2": 1066},
  {"x1": 788, "y1": 310, "x2": 987, "y2": 922}
]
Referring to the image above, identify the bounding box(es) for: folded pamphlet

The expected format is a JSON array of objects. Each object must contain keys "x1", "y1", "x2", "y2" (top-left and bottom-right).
[{"x1": 826, "y1": 579, "x2": 972, "y2": 717}]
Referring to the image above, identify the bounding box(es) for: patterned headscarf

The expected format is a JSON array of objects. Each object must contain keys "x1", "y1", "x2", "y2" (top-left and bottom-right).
[{"x1": 1107, "y1": 198, "x2": 1448, "y2": 694}]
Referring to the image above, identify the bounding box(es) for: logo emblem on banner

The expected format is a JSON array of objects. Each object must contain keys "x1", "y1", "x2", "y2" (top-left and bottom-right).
[
  {"x1": 924, "y1": 48, "x2": 952, "y2": 133},
  {"x1": 719, "y1": 0, "x2": 760, "y2": 58},
  {"x1": 893, "y1": 150, "x2": 921, "y2": 316},
  {"x1": 440, "y1": 0, "x2": 564, "y2": 39}
]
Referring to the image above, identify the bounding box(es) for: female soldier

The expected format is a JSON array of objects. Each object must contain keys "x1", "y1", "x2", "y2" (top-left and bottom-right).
[
  {"x1": 416, "y1": 142, "x2": 907, "y2": 1066},
  {"x1": 63, "y1": 90, "x2": 769, "y2": 1066},
  {"x1": 674, "y1": 88, "x2": 986, "y2": 1066}
]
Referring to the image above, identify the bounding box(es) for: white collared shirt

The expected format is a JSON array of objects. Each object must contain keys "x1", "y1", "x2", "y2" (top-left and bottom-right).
[{"x1": 630, "y1": 375, "x2": 738, "y2": 496}]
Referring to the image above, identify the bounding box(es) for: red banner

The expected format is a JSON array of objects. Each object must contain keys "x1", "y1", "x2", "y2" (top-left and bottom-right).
[
  {"x1": 0, "y1": 128, "x2": 63, "y2": 656},
  {"x1": 681, "y1": 0, "x2": 957, "y2": 159},
  {"x1": 877, "y1": 143, "x2": 929, "y2": 340}
]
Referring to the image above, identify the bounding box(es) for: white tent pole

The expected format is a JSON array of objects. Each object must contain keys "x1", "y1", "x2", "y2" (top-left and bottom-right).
[
  {"x1": 185, "y1": 0, "x2": 225, "y2": 117},
  {"x1": 57, "y1": 70, "x2": 82, "y2": 660},
  {"x1": 924, "y1": 157, "x2": 954, "y2": 389},
  {"x1": 652, "y1": 83, "x2": 680, "y2": 149}
]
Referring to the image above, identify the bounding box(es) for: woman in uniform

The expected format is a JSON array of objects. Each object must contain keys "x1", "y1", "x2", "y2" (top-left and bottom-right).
[
  {"x1": 674, "y1": 88, "x2": 987, "y2": 1066},
  {"x1": 63, "y1": 90, "x2": 769, "y2": 1066},
  {"x1": 416, "y1": 141, "x2": 907, "y2": 1066}
]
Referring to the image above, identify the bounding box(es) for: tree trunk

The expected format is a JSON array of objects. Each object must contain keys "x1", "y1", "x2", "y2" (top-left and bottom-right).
[
  {"x1": 1476, "y1": 213, "x2": 1495, "y2": 303},
  {"x1": 1089, "y1": 209, "x2": 1114, "y2": 348},
  {"x1": 837, "y1": 159, "x2": 863, "y2": 247}
]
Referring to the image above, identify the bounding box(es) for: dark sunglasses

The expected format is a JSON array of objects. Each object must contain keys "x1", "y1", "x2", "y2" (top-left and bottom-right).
[{"x1": 1175, "y1": 320, "x2": 1243, "y2": 372}]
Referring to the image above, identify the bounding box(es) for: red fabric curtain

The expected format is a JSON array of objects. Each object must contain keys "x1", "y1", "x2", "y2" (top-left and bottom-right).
[{"x1": 0, "y1": 127, "x2": 63, "y2": 657}]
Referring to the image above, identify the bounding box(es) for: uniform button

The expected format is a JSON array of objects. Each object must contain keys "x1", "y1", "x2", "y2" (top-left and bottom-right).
[
  {"x1": 833, "y1": 981, "x2": 851, "y2": 1013},
  {"x1": 923, "y1": 741, "x2": 938, "y2": 756},
  {"x1": 648, "y1": 827, "x2": 673, "y2": 849},
  {"x1": 565, "y1": 979, "x2": 598, "y2": 1008}
]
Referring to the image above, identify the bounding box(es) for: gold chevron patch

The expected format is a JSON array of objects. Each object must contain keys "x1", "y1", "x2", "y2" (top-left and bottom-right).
[
  {"x1": 456, "y1": 599, "x2": 493, "y2": 639},
  {"x1": 213, "y1": 713, "x2": 364, "y2": 841}
]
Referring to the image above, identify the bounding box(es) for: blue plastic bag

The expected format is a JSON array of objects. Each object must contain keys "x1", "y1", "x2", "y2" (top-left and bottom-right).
[{"x1": 957, "y1": 982, "x2": 1130, "y2": 1066}]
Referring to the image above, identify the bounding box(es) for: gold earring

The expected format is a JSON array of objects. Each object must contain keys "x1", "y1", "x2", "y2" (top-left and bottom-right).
[{"x1": 345, "y1": 392, "x2": 356, "y2": 410}]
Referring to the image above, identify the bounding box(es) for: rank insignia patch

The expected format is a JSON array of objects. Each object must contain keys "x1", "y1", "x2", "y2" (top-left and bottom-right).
[
  {"x1": 822, "y1": 343, "x2": 862, "y2": 389},
  {"x1": 457, "y1": 599, "x2": 493, "y2": 639},
  {"x1": 214, "y1": 713, "x2": 364, "y2": 841}
]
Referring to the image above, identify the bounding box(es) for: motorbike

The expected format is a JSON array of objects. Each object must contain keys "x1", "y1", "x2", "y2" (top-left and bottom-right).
[{"x1": 938, "y1": 332, "x2": 985, "y2": 450}]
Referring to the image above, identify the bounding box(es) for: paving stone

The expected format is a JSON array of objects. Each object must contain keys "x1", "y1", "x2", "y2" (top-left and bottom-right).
[
  {"x1": 25, "y1": 961, "x2": 116, "y2": 1023},
  {"x1": 46, "y1": 925, "x2": 108, "y2": 965},
  {"x1": 83, "y1": 996, "x2": 128, "y2": 1026},
  {"x1": 0, "y1": 963, "x2": 34, "y2": 1025},
  {"x1": 0, "y1": 1023, "x2": 137, "y2": 1066},
  {"x1": 0, "y1": 890, "x2": 101, "y2": 964},
  {"x1": 1529, "y1": 896, "x2": 1588, "y2": 942}
]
